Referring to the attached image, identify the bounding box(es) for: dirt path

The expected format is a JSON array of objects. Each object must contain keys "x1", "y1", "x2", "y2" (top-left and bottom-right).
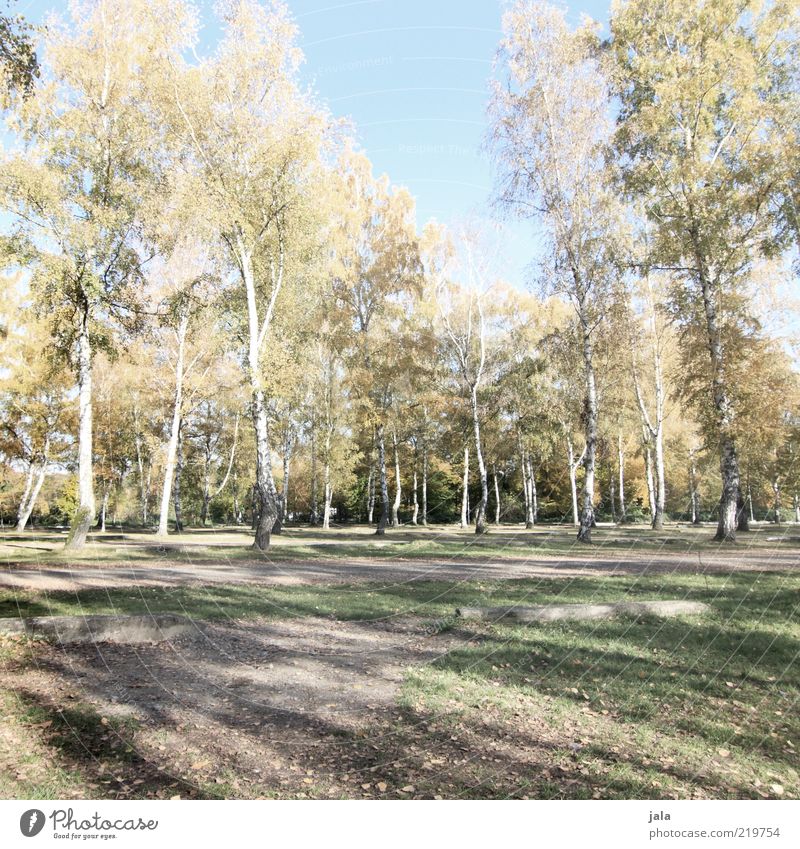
[
  {"x1": 1, "y1": 547, "x2": 798, "y2": 591},
  {"x1": 3, "y1": 612, "x2": 776, "y2": 800},
  {"x1": 1, "y1": 616, "x2": 485, "y2": 798}
]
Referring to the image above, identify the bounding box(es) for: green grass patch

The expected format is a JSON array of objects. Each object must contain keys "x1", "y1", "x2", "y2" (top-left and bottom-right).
[{"x1": 1, "y1": 569, "x2": 797, "y2": 799}]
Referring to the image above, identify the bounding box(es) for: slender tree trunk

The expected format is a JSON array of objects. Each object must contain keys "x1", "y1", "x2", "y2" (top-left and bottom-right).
[
  {"x1": 310, "y1": 418, "x2": 319, "y2": 525},
  {"x1": 251, "y1": 387, "x2": 279, "y2": 550},
  {"x1": 530, "y1": 464, "x2": 538, "y2": 524},
  {"x1": 376, "y1": 423, "x2": 389, "y2": 535},
  {"x1": 748, "y1": 484, "x2": 755, "y2": 523},
  {"x1": 273, "y1": 440, "x2": 292, "y2": 533},
  {"x1": 652, "y1": 428, "x2": 666, "y2": 530},
  {"x1": 201, "y1": 443, "x2": 211, "y2": 526},
  {"x1": 632, "y1": 292, "x2": 667, "y2": 531},
  {"x1": 281, "y1": 444, "x2": 291, "y2": 527},
  {"x1": 644, "y1": 434, "x2": 656, "y2": 520},
  {"x1": 772, "y1": 478, "x2": 781, "y2": 525},
  {"x1": 617, "y1": 432, "x2": 626, "y2": 523},
  {"x1": 577, "y1": 312, "x2": 598, "y2": 543},
  {"x1": 173, "y1": 420, "x2": 184, "y2": 532},
  {"x1": 98, "y1": 485, "x2": 110, "y2": 533},
  {"x1": 470, "y1": 389, "x2": 488, "y2": 535},
  {"x1": 238, "y1": 239, "x2": 280, "y2": 551},
  {"x1": 411, "y1": 445, "x2": 419, "y2": 526},
  {"x1": 391, "y1": 429, "x2": 401, "y2": 528},
  {"x1": 461, "y1": 443, "x2": 470, "y2": 528},
  {"x1": 157, "y1": 310, "x2": 187, "y2": 537},
  {"x1": 610, "y1": 472, "x2": 617, "y2": 524},
  {"x1": 322, "y1": 461, "x2": 332, "y2": 530},
  {"x1": 526, "y1": 454, "x2": 536, "y2": 527},
  {"x1": 65, "y1": 300, "x2": 95, "y2": 550},
  {"x1": 421, "y1": 440, "x2": 428, "y2": 526},
  {"x1": 16, "y1": 463, "x2": 34, "y2": 529},
  {"x1": 689, "y1": 456, "x2": 701, "y2": 525},
  {"x1": 367, "y1": 461, "x2": 375, "y2": 524},
  {"x1": 793, "y1": 492, "x2": 799, "y2": 524},
  {"x1": 493, "y1": 464, "x2": 501, "y2": 525},
  {"x1": 16, "y1": 441, "x2": 49, "y2": 533},
  {"x1": 273, "y1": 427, "x2": 291, "y2": 535},
  {"x1": 134, "y1": 414, "x2": 150, "y2": 527},
  {"x1": 519, "y1": 433, "x2": 532, "y2": 529},
  {"x1": 694, "y1": 258, "x2": 740, "y2": 541},
  {"x1": 233, "y1": 470, "x2": 241, "y2": 524},
  {"x1": 208, "y1": 414, "x2": 239, "y2": 526}
]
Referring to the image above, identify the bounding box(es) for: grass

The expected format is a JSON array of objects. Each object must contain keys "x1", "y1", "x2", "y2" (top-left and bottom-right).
[
  {"x1": 0, "y1": 559, "x2": 798, "y2": 798},
  {"x1": 2, "y1": 521, "x2": 798, "y2": 569},
  {"x1": 0, "y1": 570, "x2": 795, "y2": 623},
  {"x1": 0, "y1": 526, "x2": 800, "y2": 798}
]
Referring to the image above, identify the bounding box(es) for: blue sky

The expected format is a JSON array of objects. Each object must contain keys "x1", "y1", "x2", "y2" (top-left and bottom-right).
[
  {"x1": 14, "y1": 0, "x2": 611, "y2": 288},
  {"x1": 288, "y1": 0, "x2": 611, "y2": 285}
]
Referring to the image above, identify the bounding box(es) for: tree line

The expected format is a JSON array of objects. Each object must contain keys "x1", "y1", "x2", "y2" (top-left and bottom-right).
[{"x1": 1, "y1": 0, "x2": 798, "y2": 550}]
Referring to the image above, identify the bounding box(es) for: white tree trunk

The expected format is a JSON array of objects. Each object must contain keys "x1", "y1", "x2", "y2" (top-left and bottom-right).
[
  {"x1": 493, "y1": 464, "x2": 501, "y2": 525},
  {"x1": 173, "y1": 420, "x2": 184, "y2": 531},
  {"x1": 411, "y1": 459, "x2": 419, "y2": 526},
  {"x1": 461, "y1": 443, "x2": 470, "y2": 528},
  {"x1": 772, "y1": 478, "x2": 781, "y2": 525},
  {"x1": 366, "y1": 461, "x2": 375, "y2": 524},
  {"x1": 157, "y1": 310, "x2": 188, "y2": 537},
  {"x1": 310, "y1": 418, "x2": 319, "y2": 525},
  {"x1": 239, "y1": 241, "x2": 279, "y2": 551},
  {"x1": 322, "y1": 462, "x2": 332, "y2": 530},
  {"x1": 421, "y1": 440, "x2": 428, "y2": 526},
  {"x1": 577, "y1": 313, "x2": 597, "y2": 543},
  {"x1": 696, "y1": 263, "x2": 739, "y2": 541},
  {"x1": 65, "y1": 302, "x2": 95, "y2": 550},
  {"x1": 16, "y1": 464, "x2": 35, "y2": 530},
  {"x1": 643, "y1": 432, "x2": 656, "y2": 519},
  {"x1": 391, "y1": 429, "x2": 401, "y2": 528},
  {"x1": 16, "y1": 441, "x2": 49, "y2": 533},
  {"x1": 519, "y1": 433, "x2": 532, "y2": 528},
  {"x1": 280, "y1": 435, "x2": 291, "y2": 526},
  {"x1": 525, "y1": 453, "x2": 536, "y2": 528},
  {"x1": 376, "y1": 423, "x2": 389, "y2": 535},
  {"x1": 99, "y1": 485, "x2": 110, "y2": 533},
  {"x1": 617, "y1": 431, "x2": 626, "y2": 523},
  {"x1": 632, "y1": 276, "x2": 667, "y2": 531},
  {"x1": 470, "y1": 388, "x2": 488, "y2": 534}
]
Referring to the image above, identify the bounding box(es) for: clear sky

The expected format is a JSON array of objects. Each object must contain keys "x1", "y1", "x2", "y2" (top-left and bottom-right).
[
  {"x1": 286, "y1": 0, "x2": 611, "y2": 286},
  {"x1": 14, "y1": 0, "x2": 612, "y2": 288}
]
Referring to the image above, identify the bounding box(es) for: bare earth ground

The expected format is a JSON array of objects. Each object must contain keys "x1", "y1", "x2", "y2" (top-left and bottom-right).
[
  {"x1": 1, "y1": 523, "x2": 798, "y2": 799},
  {"x1": 2, "y1": 617, "x2": 468, "y2": 799}
]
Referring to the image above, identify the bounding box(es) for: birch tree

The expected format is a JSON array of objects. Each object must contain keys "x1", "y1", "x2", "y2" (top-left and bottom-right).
[
  {"x1": 608, "y1": 0, "x2": 799, "y2": 540},
  {"x1": 1, "y1": 0, "x2": 193, "y2": 549},
  {"x1": 0, "y1": 309, "x2": 71, "y2": 531},
  {"x1": 433, "y1": 228, "x2": 494, "y2": 534},
  {"x1": 329, "y1": 149, "x2": 421, "y2": 535},
  {"x1": 490, "y1": 1, "x2": 620, "y2": 542},
  {"x1": 167, "y1": 0, "x2": 328, "y2": 549}
]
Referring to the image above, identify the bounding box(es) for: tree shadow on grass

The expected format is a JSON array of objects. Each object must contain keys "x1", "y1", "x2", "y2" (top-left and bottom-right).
[
  {"x1": 8, "y1": 686, "x2": 214, "y2": 799},
  {"x1": 429, "y1": 616, "x2": 800, "y2": 770}
]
